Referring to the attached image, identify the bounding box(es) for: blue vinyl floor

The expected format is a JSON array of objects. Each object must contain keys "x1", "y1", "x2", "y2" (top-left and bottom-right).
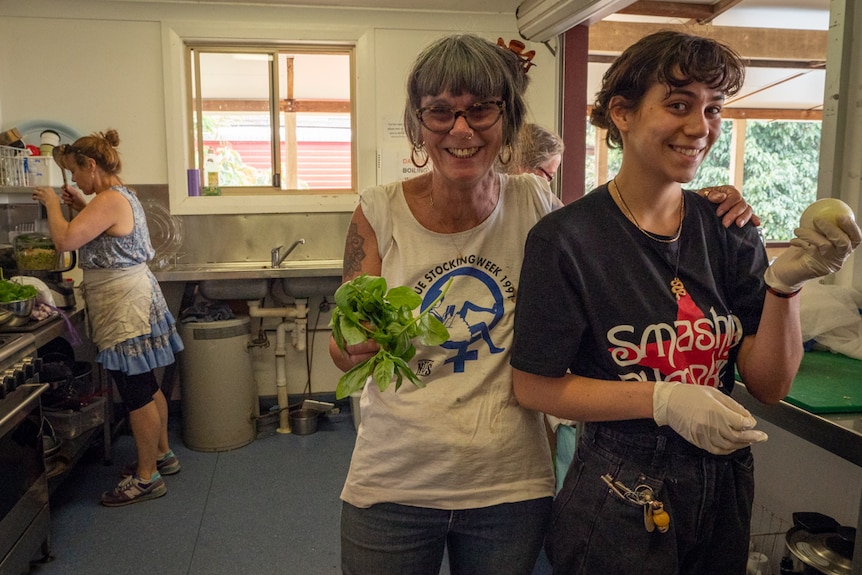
[{"x1": 29, "y1": 404, "x2": 552, "y2": 575}]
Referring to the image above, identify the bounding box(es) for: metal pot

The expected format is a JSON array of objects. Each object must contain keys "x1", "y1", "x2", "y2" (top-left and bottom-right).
[
  {"x1": 0, "y1": 296, "x2": 34, "y2": 327},
  {"x1": 784, "y1": 512, "x2": 856, "y2": 575},
  {"x1": 39, "y1": 353, "x2": 94, "y2": 410},
  {"x1": 13, "y1": 232, "x2": 76, "y2": 272},
  {"x1": 289, "y1": 409, "x2": 319, "y2": 435}
]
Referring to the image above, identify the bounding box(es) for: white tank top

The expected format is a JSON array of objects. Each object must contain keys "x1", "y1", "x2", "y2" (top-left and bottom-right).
[{"x1": 341, "y1": 173, "x2": 557, "y2": 509}]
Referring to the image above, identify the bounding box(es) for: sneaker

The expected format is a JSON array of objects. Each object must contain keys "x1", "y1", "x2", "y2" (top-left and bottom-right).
[
  {"x1": 100, "y1": 474, "x2": 167, "y2": 507},
  {"x1": 121, "y1": 451, "x2": 181, "y2": 477}
]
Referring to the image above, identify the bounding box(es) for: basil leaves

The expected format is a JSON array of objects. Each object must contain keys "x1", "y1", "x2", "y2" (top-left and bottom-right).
[{"x1": 330, "y1": 274, "x2": 450, "y2": 399}]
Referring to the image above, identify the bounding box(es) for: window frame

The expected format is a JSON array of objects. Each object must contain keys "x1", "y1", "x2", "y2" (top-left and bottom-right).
[
  {"x1": 161, "y1": 22, "x2": 361, "y2": 215},
  {"x1": 187, "y1": 43, "x2": 355, "y2": 197}
]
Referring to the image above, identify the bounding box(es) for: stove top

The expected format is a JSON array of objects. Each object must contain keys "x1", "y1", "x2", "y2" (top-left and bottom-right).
[
  {"x1": 0, "y1": 314, "x2": 61, "y2": 333},
  {"x1": 0, "y1": 333, "x2": 37, "y2": 368}
]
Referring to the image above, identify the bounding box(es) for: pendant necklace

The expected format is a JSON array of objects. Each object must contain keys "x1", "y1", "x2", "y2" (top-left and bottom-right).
[
  {"x1": 431, "y1": 182, "x2": 498, "y2": 258},
  {"x1": 613, "y1": 178, "x2": 687, "y2": 300},
  {"x1": 449, "y1": 228, "x2": 477, "y2": 259}
]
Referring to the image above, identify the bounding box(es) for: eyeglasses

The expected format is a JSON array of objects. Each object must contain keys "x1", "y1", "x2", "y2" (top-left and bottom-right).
[
  {"x1": 416, "y1": 100, "x2": 505, "y2": 134},
  {"x1": 536, "y1": 167, "x2": 555, "y2": 183},
  {"x1": 52, "y1": 144, "x2": 83, "y2": 159},
  {"x1": 55, "y1": 144, "x2": 80, "y2": 155}
]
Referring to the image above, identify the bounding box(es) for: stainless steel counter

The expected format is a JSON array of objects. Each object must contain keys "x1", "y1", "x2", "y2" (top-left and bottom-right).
[
  {"x1": 733, "y1": 384, "x2": 862, "y2": 575},
  {"x1": 733, "y1": 384, "x2": 862, "y2": 467},
  {"x1": 151, "y1": 259, "x2": 343, "y2": 282}
]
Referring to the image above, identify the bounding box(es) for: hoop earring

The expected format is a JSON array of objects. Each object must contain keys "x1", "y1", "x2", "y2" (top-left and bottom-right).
[
  {"x1": 497, "y1": 144, "x2": 513, "y2": 166},
  {"x1": 411, "y1": 143, "x2": 429, "y2": 168}
]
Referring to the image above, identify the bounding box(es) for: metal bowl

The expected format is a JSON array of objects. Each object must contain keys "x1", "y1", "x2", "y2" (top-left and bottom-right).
[{"x1": 0, "y1": 297, "x2": 35, "y2": 326}]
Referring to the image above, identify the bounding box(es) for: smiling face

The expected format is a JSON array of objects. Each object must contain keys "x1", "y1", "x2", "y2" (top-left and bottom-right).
[
  {"x1": 420, "y1": 92, "x2": 504, "y2": 186},
  {"x1": 616, "y1": 80, "x2": 724, "y2": 185}
]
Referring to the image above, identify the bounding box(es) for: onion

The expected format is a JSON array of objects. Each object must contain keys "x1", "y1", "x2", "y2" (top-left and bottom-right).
[{"x1": 799, "y1": 198, "x2": 856, "y2": 229}]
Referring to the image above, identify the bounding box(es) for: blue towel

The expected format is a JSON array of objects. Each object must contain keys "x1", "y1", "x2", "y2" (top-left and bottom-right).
[{"x1": 179, "y1": 301, "x2": 235, "y2": 323}]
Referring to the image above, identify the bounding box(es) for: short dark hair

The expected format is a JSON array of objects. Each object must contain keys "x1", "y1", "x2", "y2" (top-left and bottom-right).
[
  {"x1": 590, "y1": 30, "x2": 745, "y2": 149},
  {"x1": 403, "y1": 34, "x2": 529, "y2": 149}
]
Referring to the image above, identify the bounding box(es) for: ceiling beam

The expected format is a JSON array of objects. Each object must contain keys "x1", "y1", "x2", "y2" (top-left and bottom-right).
[
  {"x1": 588, "y1": 20, "x2": 827, "y2": 62},
  {"x1": 589, "y1": 54, "x2": 825, "y2": 68},
  {"x1": 618, "y1": 0, "x2": 745, "y2": 23}
]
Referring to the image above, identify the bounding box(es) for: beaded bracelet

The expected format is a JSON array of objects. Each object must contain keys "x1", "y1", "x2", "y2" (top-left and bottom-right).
[{"x1": 766, "y1": 285, "x2": 802, "y2": 299}]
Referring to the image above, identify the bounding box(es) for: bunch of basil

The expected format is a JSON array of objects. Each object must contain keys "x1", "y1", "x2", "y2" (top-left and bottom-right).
[{"x1": 330, "y1": 274, "x2": 450, "y2": 399}]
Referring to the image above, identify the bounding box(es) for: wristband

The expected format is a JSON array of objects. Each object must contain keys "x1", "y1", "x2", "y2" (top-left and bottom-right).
[{"x1": 766, "y1": 285, "x2": 801, "y2": 299}]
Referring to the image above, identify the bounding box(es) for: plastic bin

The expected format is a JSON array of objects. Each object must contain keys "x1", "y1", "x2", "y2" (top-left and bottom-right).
[
  {"x1": 178, "y1": 316, "x2": 257, "y2": 451},
  {"x1": 44, "y1": 396, "x2": 106, "y2": 440},
  {"x1": 26, "y1": 156, "x2": 65, "y2": 186}
]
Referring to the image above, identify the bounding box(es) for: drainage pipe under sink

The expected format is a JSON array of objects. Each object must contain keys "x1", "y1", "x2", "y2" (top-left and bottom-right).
[{"x1": 247, "y1": 298, "x2": 309, "y2": 433}]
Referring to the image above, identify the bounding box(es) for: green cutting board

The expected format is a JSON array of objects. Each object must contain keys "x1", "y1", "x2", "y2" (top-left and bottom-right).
[{"x1": 783, "y1": 350, "x2": 862, "y2": 413}]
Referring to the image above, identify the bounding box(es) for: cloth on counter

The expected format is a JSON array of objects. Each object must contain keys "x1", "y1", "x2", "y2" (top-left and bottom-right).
[
  {"x1": 179, "y1": 300, "x2": 236, "y2": 323},
  {"x1": 800, "y1": 281, "x2": 862, "y2": 359},
  {"x1": 11, "y1": 275, "x2": 55, "y2": 307}
]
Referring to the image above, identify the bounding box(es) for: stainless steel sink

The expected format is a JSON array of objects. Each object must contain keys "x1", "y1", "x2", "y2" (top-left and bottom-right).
[
  {"x1": 280, "y1": 276, "x2": 343, "y2": 298},
  {"x1": 199, "y1": 278, "x2": 270, "y2": 300},
  {"x1": 151, "y1": 259, "x2": 343, "y2": 282},
  {"x1": 151, "y1": 258, "x2": 344, "y2": 299}
]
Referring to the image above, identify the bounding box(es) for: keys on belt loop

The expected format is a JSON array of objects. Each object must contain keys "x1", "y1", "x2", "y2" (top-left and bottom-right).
[{"x1": 600, "y1": 473, "x2": 670, "y2": 533}]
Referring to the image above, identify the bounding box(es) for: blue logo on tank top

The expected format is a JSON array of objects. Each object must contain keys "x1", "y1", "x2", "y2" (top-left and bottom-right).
[{"x1": 422, "y1": 267, "x2": 505, "y2": 373}]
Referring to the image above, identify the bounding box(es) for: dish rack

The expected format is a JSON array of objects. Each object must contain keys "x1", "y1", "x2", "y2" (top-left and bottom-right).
[{"x1": 0, "y1": 145, "x2": 29, "y2": 187}]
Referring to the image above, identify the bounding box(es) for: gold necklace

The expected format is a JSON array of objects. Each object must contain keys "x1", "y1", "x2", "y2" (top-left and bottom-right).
[
  {"x1": 434, "y1": 182, "x2": 499, "y2": 258},
  {"x1": 612, "y1": 178, "x2": 688, "y2": 300},
  {"x1": 449, "y1": 228, "x2": 477, "y2": 259},
  {"x1": 613, "y1": 178, "x2": 684, "y2": 244}
]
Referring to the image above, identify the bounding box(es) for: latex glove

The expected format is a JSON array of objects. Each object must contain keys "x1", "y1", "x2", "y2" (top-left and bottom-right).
[
  {"x1": 653, "y1": 381, "x2": 768, "y2": 455},
  {"x1": 765, "y1": 215, "x2": 862, "y2": 294}
]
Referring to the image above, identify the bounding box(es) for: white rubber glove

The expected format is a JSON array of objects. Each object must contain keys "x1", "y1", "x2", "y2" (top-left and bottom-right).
[
  {"x1": 765, "y1": 215, "x2": 862, "y2": 294},
  {"x1": 653, "y1": 381, "x2": 768, "y2": 455}
]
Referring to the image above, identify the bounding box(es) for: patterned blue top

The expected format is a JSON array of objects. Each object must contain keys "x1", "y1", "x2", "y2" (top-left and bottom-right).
[{"x1": 78, "y1": 186, "x2": 155, "y2": 269}]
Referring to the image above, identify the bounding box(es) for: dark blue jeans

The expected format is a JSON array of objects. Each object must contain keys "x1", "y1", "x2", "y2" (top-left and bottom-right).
[
  {"x1": 548, "y1": 423, "x2": 754, "y2": 575},
  {"x1": 341, "y1": 498, "x2": 552, "y2": 575}
]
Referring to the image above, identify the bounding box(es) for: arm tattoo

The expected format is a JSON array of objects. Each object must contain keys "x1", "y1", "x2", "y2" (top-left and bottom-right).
[{"x1": 343, "y1": 222, "x2": 366, "y2": 275}]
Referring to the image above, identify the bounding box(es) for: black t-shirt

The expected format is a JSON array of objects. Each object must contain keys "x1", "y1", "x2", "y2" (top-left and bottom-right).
[{"x1": 511, "y1": 185, "x2": 767, "y2": 400}]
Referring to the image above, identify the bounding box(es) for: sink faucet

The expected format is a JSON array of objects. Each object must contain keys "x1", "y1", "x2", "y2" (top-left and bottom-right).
[{"x1": 271, "y1": 238, "x2": 306, "y2": 268}]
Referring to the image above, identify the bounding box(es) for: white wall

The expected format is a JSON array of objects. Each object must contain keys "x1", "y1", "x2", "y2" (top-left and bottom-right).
[
  {"x1": 0, "y1": 15, "x2": 165, "y2": 184},
  {"x1": 0, "y1": 0, "x2": 561, "y2": 199}
]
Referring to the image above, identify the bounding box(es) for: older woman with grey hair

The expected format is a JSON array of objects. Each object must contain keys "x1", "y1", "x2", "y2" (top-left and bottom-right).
[
  {"x1": 508, "y1": 122, "x2": 564, "y2": 182},
  {"x1": 330, "y1": 34, "x2": 559, "y2": 575}
]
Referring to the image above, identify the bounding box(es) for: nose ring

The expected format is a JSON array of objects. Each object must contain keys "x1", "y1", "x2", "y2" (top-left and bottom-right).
[{"x1": 466, "y1": 131, "x2": 474, "y2": 140}]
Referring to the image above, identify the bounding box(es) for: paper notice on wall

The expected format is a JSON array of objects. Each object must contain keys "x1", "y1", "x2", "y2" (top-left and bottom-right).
[
  {"x1": 382, "y1": 116, "x2": 407, "y2": 142},
  {"x1": 377, "y1": 148, "x2": 432, "y2": 185}
]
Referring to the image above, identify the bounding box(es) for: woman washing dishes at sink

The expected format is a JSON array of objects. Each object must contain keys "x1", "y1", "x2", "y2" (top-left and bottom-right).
[{"x1": 32, "y1": 128, "x2": 184, "y2": 507}]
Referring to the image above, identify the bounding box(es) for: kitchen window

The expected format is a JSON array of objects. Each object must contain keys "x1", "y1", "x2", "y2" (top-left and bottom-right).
[{"x1": 186, "y1": 44, "x2": 354, "y2": 196}]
